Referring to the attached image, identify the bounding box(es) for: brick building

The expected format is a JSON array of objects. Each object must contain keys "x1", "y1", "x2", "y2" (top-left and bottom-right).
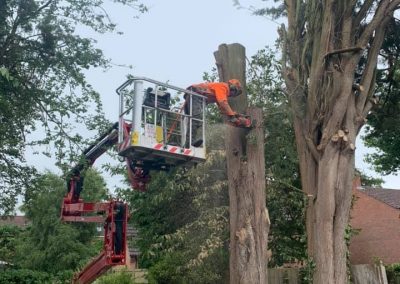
[
  {"x1": 0, "y1": 216, "x2": 30, "y2": 227},
  {"x1": 350, "y1": 177, "x2": 400, "y2": 264}
]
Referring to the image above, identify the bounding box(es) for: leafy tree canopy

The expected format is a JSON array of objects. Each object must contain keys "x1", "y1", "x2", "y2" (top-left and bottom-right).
[
  {"x1": 13, "y1": 170, "x2": 107, "y2": 277},
  {"x1": 0, "y1": 0, "x2": 146, "y2": 214},
  {"x1": 246, "y1": 48, "x2": 307, "y2": 266},
  {"x1": 123, "y1": 147, "x2": 229, "y2": 284},
  {"x1": 0, "y1": 225, "x2": 22, "y2": 264},
  {"x1": 355, "y1": 169, "x2": 384, "y2": 187}
]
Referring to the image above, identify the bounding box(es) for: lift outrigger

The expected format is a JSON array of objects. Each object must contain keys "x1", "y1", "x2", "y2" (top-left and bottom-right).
[{"x1": 61, "y1": 77, "x2": 207, "y2": 283}]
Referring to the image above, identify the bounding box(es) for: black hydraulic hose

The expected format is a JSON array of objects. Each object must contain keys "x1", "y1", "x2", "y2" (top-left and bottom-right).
[
  {"x1": 66, "y1": 122, "x2": 119, "y2": 194},
  {"x1": 114, "y1": 202, "x2": 125, "y2": 255}
]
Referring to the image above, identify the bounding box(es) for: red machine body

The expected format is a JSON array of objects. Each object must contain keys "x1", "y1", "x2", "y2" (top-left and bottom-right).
[
  {"x1": 61, "y1": 77, "x2": 209, "y2": 283},
  {"x1": 61, "y1": 123, "x2": 140, "y2": 284}
]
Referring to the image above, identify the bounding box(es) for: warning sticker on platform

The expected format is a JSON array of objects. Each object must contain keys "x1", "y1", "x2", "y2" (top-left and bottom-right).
[
  {"x1": 131, "y1": 131, "x2": 139, "y2": 145},
  {"x1": 145, "y1": 124, "x2": 163, "y2": 143}
]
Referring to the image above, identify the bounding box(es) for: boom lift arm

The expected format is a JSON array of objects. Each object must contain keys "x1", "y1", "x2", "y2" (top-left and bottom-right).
[
  {"x1": 61, "y1": 77, "x2": 209, "y2": 283},
  {"x1": 61, "y1": 122, "x2": 131, "y2": 284}
]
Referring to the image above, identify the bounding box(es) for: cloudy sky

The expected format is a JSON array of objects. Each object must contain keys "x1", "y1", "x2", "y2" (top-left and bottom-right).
[{"x1": 27, "y1": 0, "x2": 399, "y2": 189}]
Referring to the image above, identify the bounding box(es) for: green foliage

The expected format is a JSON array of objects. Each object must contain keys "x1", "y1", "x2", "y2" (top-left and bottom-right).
[
  {"x1": 0, "y1": 225, "x2": 22, "y2": 263},
  {"x1": 0, "y1": 269, "x2": 53, "y2": 284},
  {"x1": 363, "y1": 19, "x2": 400, "y2": 175},
  {"x1": 12, "y1": 170, "x2": 106, "y2": 277},
  {"x1": 355, "y1": 169, "x2": 384, "y2": 187},
  {"x1": 0, "y1": 0, "x2": 146, "y2": 214},
  {"x1": 247, "y1": 48, "x2": 307, "y2": 266},
  {"x1": 267, "y1": 185, "x2": 307, "y2": 266},
  {"x1": 121, "y1": 147, "x2": 229, "y2": 284},
  {"x1": 299, "y1": 258, "x2": 316, "y2": 284},
  {"x1": 386, "y1": 263, "x2": 400, "y2": 284},
  {"x1": 95, "y1": 269, "x2": 134, "y2": 284}
]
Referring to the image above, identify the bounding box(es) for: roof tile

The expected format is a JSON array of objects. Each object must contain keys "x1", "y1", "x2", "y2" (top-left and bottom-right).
[{"x1": 361, "y1": 186, "x2": 400, "y2": 209}]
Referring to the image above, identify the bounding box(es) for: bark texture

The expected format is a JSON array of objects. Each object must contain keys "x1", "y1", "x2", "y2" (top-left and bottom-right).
[
  {"x1": 280, "y1": 0, "x2": 399, "y2": 283},
  {"x1": 214, "y1": 43, "x2": 269, "y2": 283}
]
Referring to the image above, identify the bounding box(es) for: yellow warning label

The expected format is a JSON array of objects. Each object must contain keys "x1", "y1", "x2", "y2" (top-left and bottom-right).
[
  {"x1": 131, "y1": 131, "x2": 139, "y2": 145},
  {"x1": 156, "y1": 126, "x2": 163, "y2": 143}
]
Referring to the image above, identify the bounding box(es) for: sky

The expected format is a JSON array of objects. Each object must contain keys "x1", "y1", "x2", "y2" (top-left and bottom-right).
[{"x1": 26, "y1": 0, "x2": 399, "y2": 189}]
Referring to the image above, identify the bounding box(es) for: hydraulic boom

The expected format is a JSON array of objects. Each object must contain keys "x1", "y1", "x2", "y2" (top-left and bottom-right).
[
  {"x1": 61, "y1": 123, "x2": 130, "y2": 284},
  {"x1": 61, "y1": 77, "x2": 210, "y2": 283}
]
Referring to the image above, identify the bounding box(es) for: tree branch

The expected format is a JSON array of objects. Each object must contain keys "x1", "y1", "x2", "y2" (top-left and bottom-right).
[
  {"x1": 285, "y1": 0, "x2": 297, "y2": 38},
  {"x1": 306, "y1": 136, "x2": 320, "y2": 161},
  {"x1": 388, "y1": 0, "x2": 400, "y2": 11},
  {"x1": 358, "y1": 0, "x2": 391, "y2": 47},
  {"x1": 354, "y1": 0, "x2": 375, "y2": 27},
  {"x1": 342, "y1": 0, "x2": 357, "y2": 47},
  {"x1": 308, "y1": 0, "x2": 335, "y2": 125},
  {"x1": 279, "y1": 25, "x2": 290, "y2": 84},
  {"x1": 1, "y1": 6, "x2": 21, "y2": 60},
  {"x1": 356, "y1": 16, "x2": 390, "y2": 115},
  {"x1": 1, "y1": 0, "x2": 53, "y2": 61},
  {"x1": 35, "y1": 0, "x2": 53, "y2": 15},
  {"x1": 324, "y1": 46, "x2": 364, "y2": 58}
]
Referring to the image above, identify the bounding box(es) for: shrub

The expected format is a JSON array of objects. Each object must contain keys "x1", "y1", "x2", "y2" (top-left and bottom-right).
[
  {"x1": 95, "y1": 269, "x2": 134, "y2": 284},
  {"x1": 386, "y1": 263, "x2": 400, "y2": 284},
  {"x1": 0, "y1": 269, "x2": 53, "y2": 284}
]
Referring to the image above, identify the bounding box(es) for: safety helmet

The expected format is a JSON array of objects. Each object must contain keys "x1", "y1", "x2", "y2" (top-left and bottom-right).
[
  {"x1": 228, "y1": 79, "x2": 242, "y2": 97},
  {"x1": 228, "y1": 79, "x2": 241, "y2": 88}
]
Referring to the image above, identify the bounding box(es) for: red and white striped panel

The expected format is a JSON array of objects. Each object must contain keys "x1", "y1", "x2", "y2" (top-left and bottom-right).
[{"x1": 153, "y1": 143, "x2": 192, "y2": 155}]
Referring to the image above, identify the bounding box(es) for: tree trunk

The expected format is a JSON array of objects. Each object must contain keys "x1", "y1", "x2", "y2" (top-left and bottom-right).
[
  {"x1": 291, "y1": 71, "x2": 358, "y2": 283},
  {"x1": 280, "y1": 1, "x2": 397, "y2": 281},
  {"x1": 297, "y1": 145, "x2": 355, "y2": 284},
  {"x1": 214, "y1": 43, "x2": 269, "y2": 283}
]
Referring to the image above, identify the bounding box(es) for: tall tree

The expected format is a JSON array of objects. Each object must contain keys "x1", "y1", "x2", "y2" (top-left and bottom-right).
[
  {"x1": 249, "y1": 0, "x2": 400, "y2": 282},
  {"x1": 0, "y1": 0, "x2": 146, "y2": 214},
  {"x1": 214, "y1": 43, "x2": 269, "y2": 283}
]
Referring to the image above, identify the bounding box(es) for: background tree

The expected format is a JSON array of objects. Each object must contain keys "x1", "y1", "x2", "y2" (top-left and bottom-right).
[
  {"x1": 246, "y1": 48, "x2": 307, "y2": 266},
  {"x1": 355, "y1": 168, "x2": 384, "y2": 187},
  {"x1": 363, "y1": 18, "x2": 400, "y2": 175},
  {"x1": 248, "y1": 0, "x2": 400, "y2": 282},
  {"x1": 10, "y1": 170, "x2": 107, "y2": 280},
  {"x1": 121, "y1": 128, "x2": 230, "y2": 284},
  {"x1": 0, "y1": 0, "x2": 146, "y2": 214},
  {"x1": 0, "y1": 225, "x2": 22, "y2": 264}
]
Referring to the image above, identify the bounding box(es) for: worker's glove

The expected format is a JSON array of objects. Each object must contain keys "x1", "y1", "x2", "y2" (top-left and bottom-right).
[
  {"x1": 228, "y1": 115, "x2": 252, "y2": 128},
  {"x1": 237, "y1": 117, "x2": 252, "y2": 128},
  {"x1": 228, "y1": 115, "x2": 239, "y2": 123}
]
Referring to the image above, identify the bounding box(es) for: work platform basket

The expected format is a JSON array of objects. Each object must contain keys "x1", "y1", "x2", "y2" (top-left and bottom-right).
[{"x1": 116, "y1": 77, "x2": 206, "y2": 171}]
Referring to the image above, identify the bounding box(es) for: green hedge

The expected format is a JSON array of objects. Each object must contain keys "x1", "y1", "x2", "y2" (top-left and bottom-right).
[
  {"x1": 386, "y1": 263, "x2": 400, "y2": 284},
  {"x1": 0, "y1": 269, "x2": 53, "y2": 284}
]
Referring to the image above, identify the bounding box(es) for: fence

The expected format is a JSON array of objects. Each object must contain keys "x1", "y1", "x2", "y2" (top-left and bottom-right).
[
  {"x1": 110, "y1": 263, "x2": 388, "y2": 283},
  {"x1": 351, "y1": 262, "x2": 388, "y2": 284},
  {"x1": 267, "y1": 263, "x2": 388, "y2": 284}
]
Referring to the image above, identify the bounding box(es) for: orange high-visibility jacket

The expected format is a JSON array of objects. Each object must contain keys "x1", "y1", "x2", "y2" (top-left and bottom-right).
[{"x1": 188, "y1": 82, "x2": 236, "y2": 116}]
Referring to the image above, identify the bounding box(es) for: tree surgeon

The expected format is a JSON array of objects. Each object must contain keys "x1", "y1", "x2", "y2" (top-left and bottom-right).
[{"x1": 184, "y1": 79, "x2": 252, "y2": 147}]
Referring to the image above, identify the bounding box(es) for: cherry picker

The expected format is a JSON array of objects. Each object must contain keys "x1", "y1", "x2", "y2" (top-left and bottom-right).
[{"x1": 61, "y1": 77, "x2": 207, "y2": 283}]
